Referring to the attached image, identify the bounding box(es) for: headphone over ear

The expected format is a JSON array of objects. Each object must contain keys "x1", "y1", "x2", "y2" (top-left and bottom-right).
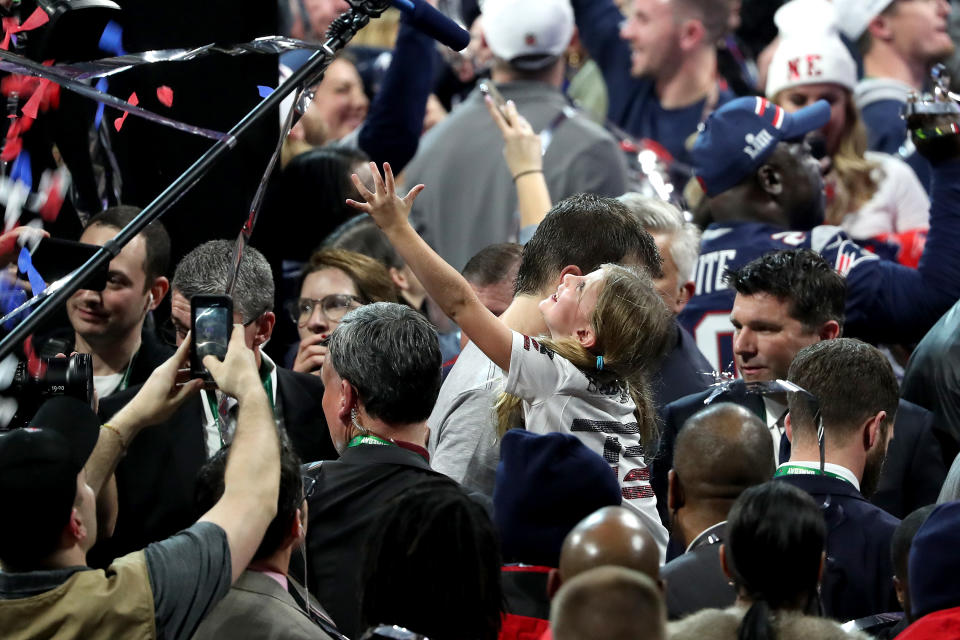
[{"x1": 144, "y1": 293, "x2": 154, "y2": 313}]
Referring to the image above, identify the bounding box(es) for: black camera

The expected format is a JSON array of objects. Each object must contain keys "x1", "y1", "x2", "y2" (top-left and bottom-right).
[{"x1": 3, "y1": 354, "x2": 94, "y2": 430}]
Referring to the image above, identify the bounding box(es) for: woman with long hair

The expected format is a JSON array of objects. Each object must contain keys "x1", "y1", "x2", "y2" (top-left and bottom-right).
[
  {"x1": 669, "y1": 482, "x2": 869, "y2": 640},
  {"x1": 765, "y1": 2, "x2": 929, "y2": 265}
]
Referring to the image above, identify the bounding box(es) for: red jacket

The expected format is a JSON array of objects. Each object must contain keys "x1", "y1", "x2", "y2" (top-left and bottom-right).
[{"x1": 897, "y1": 606, "x2": 960, "y2": 639}]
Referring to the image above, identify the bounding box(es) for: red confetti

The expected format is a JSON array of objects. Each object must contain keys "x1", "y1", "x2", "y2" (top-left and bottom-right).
[
  {"x1": 156, "y1": 85, "x2": 174, "y2": 108},
  {"x1": 1, "y1": 136, "x2": 22, "y2": 162},
  {"x1": 113, "y1": 91, "x2": 139, "y2": 132},
  {"x1": 0, "y1": 8, "x2": 50, "y2": 51}
]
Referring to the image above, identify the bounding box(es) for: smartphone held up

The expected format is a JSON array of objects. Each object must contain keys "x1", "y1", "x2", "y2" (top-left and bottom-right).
[{"x1": 190, "y1": 295, "x2": 233, "y2": 386}]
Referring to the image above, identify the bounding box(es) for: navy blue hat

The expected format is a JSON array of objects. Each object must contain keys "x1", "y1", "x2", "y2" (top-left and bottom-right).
[
  {"x1": 909, "y1": 500, "x2": 960, "y2": 619},
  {"x1": 493, "y1": 429, "x2": 621, "y2": 568},
  {"x1": 693, "y1": 96, "x2": 831, "y2": 197}
]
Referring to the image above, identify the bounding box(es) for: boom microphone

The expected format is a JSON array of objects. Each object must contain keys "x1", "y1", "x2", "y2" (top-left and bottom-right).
[{"x1": 391, "y1": 0, "x2": 470, "y2": 51}]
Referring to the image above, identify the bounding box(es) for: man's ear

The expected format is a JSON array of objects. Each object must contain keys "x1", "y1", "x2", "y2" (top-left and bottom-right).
[
  {"x1": 867, "y1": 13, "x2": 894, "y2": 42},
  {"x1": 338, "y1": 378, "x2": 356, "y2": 425},
  {"x1": 784, "y1": 412, "x2": 793, "y2": 443},
  {"x1": 66, "y1": 507, "x2": 86, "y2": 546},
  {"x1": 818, "y1": 320, "x2": 841, "y2": 341},
  {"x1": 757, "y1": 164, "x2": 784, "y2": 196},
  {"x1": 864, "y1": 411, "x2": 885, "y2": 451},
  {"x1": 149, "y1": 277, "x2": 170, "y2": 309},
  {"x1": 558, "y1": 265, "x2": 584, "y2": 281},
  {"x1": 547, "y1": 568, "x2": 562, "y2": 600},
  {"x1": 677, "y1": 18, "x2": 707, "y2": 52},
  {"x1": 676, "y1": 281, "x2": 695, "y2": 314},
  {"x1": 253, "y1": 312, "x2": 276, "y2": 349},
  {"x1": 389, "y1": 266, "x2": 410, "y2": 292},
  {"x1": 668, "y1": 469, "x2": 684, "y2": 512}
]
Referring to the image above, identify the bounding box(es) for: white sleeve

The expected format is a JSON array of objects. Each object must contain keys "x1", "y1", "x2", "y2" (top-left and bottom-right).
[
  {"x1": 503, "y1": 332, "x2": 566, "y2": 404},
  {"x1": 888, "y1": 157, "x2": 931, "y2": 232}
]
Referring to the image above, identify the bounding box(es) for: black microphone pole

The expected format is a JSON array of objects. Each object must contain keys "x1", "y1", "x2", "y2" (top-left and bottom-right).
[{"x1": 0, "y1": 0, "x2": 394, "y2": 361}]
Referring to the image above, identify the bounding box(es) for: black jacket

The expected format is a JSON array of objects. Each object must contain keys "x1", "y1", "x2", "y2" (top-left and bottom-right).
[
  {"x1": 90, "y1": 366, "x2": 336, "y2": 568},
  {"x1": 650, "y1": 323, "x2": 714, "y2": 411},
  {"x1": 776, "y1": 473, "x2": 900, "y2": 622},
  {"x1": 300, "y1": 444, "x2": 451, "y2": 640},
  {"x1": 654, "y1": 391, "x2": 945, "y2": 524}
]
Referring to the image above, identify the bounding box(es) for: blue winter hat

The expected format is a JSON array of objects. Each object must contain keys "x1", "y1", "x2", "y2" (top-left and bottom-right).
[
  {"x1": 493, "y1": 429, "x2": 621, "y2": 568},
  {"x1": 908, "y1": 500, "x2": 960, "y2": 619},
  {"x1": 692, "y1": 96, "x2": 831, "y2": 197}
]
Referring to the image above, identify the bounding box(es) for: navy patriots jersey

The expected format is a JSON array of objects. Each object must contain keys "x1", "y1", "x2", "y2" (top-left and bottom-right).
[{"x1": 677, "y1": 161, "x2": 960, "y2": 374}]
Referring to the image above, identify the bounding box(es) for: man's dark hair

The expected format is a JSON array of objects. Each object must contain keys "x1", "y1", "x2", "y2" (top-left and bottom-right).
[
  {"x1": 675, "y1": 0, "x2": 732, "y2": 43},
  {"x1": 892, "y1": 505, "x2": 936, "y2": 583},
  {"x1": 463, "y1": 242, "x2": 523, "y2": 287},
  {"x1": 328, "y1": 302, "x2": 441, "y2": 425},
  {"x1": 361, "y1": 480, "x2": 503, "y2": 640},
  {"x1": 86, "y1": 206, "x2": 171, "y2": 289},
  {"x1": 724, "y1": 249, "x2": 847, "y2": 332},
  {"x1": 515, "y1": 194, "x2": 663, "y2": 295},
  {"x1": 788, "y1": 338, "x2": 900, "y2": 442},
  {"x1": 324, "y1": 214, "x2": 405, "y2": 270},
  {"x1": 195, "y1": 438, "x2": 304, "y2": 561}
]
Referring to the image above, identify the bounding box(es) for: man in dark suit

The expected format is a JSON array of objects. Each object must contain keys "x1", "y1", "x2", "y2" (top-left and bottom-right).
[
  {"x1": 778, "y1": 338, "x2": 902, "y2": 622},
  {"x1": 91, "y1": 241, "x2": 336, "y2": 567},
  {"x1": 653, "y1": 251, "x2": 945, "y2": 526},
  {"x1": 661, "y1": 403, "x2": 774, "y2": 620},
  {"x1": 303, "y1": 302, "x2": 453, "y2": 639}
]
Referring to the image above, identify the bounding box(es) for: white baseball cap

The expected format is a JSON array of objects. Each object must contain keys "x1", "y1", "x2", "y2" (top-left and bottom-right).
[
  {"x1": 480, "y1": 0, "x2": 575, "y2": 70},
  {"x1": 833, "y1": 0, "x2": 895, "y2": 40},
  {"x1": 766, "y1": 0, "x2": 857, "y2": 98}
]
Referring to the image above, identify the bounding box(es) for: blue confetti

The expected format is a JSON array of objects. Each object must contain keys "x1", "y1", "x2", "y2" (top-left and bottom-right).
[
  {"x1": 257, "y1": 85, "x2": 274, "y2": 98},
  {"x1": 10, "y1": 150, "x2": 31, "y2": 191},
  {"x1": 94, "y1": 78, "x2": 108, "y2": 130},
  {"x1": 17, "y1": 247, "x2": 45, "y2": 297},
  {"x1": 98, "y1": 20, "x2": 127, "y2": 56}
]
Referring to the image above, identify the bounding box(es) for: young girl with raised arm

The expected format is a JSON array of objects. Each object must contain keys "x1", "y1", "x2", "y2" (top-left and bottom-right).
[{"x1": 347, "y1": 161, "x2": 674, "y2": 554}]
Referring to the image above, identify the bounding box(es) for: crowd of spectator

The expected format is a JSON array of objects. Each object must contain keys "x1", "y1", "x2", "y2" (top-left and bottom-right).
[{"x1": 3, "y1": 0, "x2": 960, "y2": 639}]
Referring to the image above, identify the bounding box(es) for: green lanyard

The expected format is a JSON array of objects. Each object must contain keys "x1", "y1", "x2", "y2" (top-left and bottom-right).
[
  {"x1": 347, "y1": 434, "x2": 393, "y2": 448},
  {"x1": 117, "y1": 348, "x2": 138, "y2": 393},
  {"x1": 774, "y1": 464, "x2": 853, "y2": 486},
  {"x1": 206, "y1": 371, "x2": 275, "y2": 446}
]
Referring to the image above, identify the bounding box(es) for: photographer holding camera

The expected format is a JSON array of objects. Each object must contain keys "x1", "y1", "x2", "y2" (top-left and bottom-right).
[{"x1": 0, "y1": 327, "x2": 282, "y2": 640}]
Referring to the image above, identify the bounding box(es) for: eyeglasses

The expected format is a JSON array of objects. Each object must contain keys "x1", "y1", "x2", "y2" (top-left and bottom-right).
[{"x1": 286, "y1": 294, "x2": 362, "y2": 326}]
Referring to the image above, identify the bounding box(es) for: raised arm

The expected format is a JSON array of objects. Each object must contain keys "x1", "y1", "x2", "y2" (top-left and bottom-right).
[
  {"x1": 485, "y1": 97, "x2": 552, "y2": 232},
  {"x1": 88, "y1": 338, "x2": 203, "y2": 535},
  {"x1": 347, "y1": 162, "x2": 514, "y2": 372},
  {"x1": 198, "y1": 325, "x2": 281, "y2": 583}
]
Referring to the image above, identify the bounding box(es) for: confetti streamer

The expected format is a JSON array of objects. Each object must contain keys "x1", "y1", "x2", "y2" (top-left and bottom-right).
[
  {"x1": 93, "y1": 77, "x2": 108, "y2": 129},
  {"x1": 17, "y1": 246, "x2": 45, "y2": 296},
  {"x1": 0, "y1": 7, "x2": 50, "y2": 51},
  {"x1": 257, "y1": 85, "x2": 274, "y2": 98}
]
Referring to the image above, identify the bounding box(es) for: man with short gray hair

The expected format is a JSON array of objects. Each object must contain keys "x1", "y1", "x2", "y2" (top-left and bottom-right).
[
  {"x1": 94, "y1": 241, "x2": 336, "y2": 568},
  {"x1": 617, "y1": 194, "x2": 712, "y2": 409},
  {"x1": 304, "y1": 302, "x2": 454, "y2": 639}
]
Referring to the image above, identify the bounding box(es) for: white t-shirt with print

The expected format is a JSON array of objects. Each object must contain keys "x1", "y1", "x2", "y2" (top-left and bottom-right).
[{"x1": 503, "y1": 331, "x2": 668, "y2": 558}]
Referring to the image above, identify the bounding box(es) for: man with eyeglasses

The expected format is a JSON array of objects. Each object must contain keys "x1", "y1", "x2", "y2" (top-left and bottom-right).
[{"x1": 93, "y1": 240, "x2": 336, "y2": 569}]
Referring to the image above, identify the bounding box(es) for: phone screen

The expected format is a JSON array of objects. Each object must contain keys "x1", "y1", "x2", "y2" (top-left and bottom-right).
[{"x1": 195, "y1": 306, "x2": 230, "y2": 362}]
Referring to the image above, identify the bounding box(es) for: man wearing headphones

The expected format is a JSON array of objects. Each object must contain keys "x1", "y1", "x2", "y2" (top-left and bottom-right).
[{"x1": 66, "y1": 206, "x2": 173, "y2": 398}]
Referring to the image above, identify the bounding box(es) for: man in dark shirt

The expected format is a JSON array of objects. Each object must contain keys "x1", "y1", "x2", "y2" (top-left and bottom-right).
[
  {"x1": 303, "y1": 302, "x2": 453, "y2": 639},
  {"x1": 0, "y1": 327, "x2": 281, "y2": 639}
]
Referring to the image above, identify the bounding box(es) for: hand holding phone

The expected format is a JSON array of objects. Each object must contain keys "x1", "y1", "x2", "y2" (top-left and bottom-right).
[
  {"x1": 479, "y1": 81, "x2": 510, "y2": 122},
  {"x1": 190, "y1": 295, "x2": 233, "y2": 386}
]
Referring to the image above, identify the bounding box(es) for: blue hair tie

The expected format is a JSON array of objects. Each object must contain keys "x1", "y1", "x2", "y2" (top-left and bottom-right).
[{"x1": 596, "y1": 356, "x2": 604, "y2": 371}]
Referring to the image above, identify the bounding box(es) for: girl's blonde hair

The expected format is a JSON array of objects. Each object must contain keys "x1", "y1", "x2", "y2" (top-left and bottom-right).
[
  {"x1": 775, "y1": 90, "x2": 882, "y2": 226},
  {"x1": 495, "y1": 264, "x2": 674, "y2": 450}
]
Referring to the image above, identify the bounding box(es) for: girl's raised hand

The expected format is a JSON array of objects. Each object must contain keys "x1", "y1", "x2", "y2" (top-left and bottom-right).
[{"x1": 346, "y1": 162, "x2": 425, "y2": 233}]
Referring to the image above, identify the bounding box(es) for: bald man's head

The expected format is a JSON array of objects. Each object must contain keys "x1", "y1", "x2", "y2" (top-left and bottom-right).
[
  {"x1": 558, "y1": 506, "x2": 661, "y2": 585},
  {"x1": 551, "y1": 566, "x2": 665, "y2": 640},
  {"x1": 673, "y1": 403, "x2": 774, "y2": 503}
]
